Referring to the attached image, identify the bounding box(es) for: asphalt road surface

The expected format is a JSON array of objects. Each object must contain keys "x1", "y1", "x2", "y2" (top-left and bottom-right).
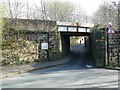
[{"x1": 1, "y1": 44, "x2": 119, "y2": 88}]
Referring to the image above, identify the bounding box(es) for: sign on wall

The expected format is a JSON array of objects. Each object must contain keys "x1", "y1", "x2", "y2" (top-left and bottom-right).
[{"x1": 41, "y1": 43, "x2": 48, "y2": 50}]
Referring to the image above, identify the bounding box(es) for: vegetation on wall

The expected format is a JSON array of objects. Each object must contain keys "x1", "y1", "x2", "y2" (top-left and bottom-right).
[
  {"x1": 90, "y1": 28, "x2": 105, "y2": 67},
  {"x1": 91, "y1": 27, "x2": 120, "y2": 68},
  {"x1": 1, "y1": 29, "x2": 40, "y2": 65}
]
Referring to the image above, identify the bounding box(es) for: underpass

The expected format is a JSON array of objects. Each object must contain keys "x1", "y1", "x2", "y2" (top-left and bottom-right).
[
  {"x1": 69, "y1": 44, "x2": 93, "y2": 68},
  {"x1": 59, "y1": 25, "x2": 93, "y2": 68},
  {"x1": 1, "y1": 23, "x2": 119, "y2": 88}
]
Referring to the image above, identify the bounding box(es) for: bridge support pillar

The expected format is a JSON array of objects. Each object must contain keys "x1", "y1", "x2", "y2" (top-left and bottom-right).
[
  {"x1": 61, "y1": 35, "x2": 70, "y2": 55},
  {"x1": 84, "y1": 37, "x2": 90, "y2": 48},
  {"x1": 84, "y1": 37, "x2": 87, "y2": 47}
]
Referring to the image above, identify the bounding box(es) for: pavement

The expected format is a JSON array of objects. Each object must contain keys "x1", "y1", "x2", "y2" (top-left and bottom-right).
[
  {"x1": 1, "y1": 57, "x2": 70, "y2": 79},
  {"x1": 1, "y1": 48, "x2": 119, "y2": 88},
  {"x1": 1, "y1": 44, "x2": 119, "y2": 88},
  {"x1": 1, "y1": 44, "x2": 119, "y2": 80}
]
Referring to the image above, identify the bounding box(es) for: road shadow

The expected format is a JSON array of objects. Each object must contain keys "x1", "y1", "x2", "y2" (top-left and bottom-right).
[
  {"x1": 69, "y1": 44, "x2": 94, "y2": 66},
  {"x1": 30, "y1": 44, "x2": 95, "y2": 75}
]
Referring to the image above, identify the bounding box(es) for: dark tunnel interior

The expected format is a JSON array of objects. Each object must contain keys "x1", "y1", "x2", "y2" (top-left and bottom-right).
[{"x1": 60, "y1": 32, "x2": 94, "y2": 67}]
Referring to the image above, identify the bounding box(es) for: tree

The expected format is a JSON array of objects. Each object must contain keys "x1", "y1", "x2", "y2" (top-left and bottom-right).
[
  {"x1": 3, "y1": 0, "x2": 25, "y2": 19},
  {"x1": 3, "y1": 0, "x2": 87, "y2": 24},
  {"x1": 32, "y1": 1, "x2": 48, "y2": 20},
  {"x1": 71, "y1": 5, "x2": 87, "y2": 23},
  {"x1": 33, "y1": 2, "x2": 76, "y2": 21},
  {"x1": 46, "y1": 2, "x2": 75, "y2": 21},
  {"x1": 118, "y1": 1, "x2": 120, "y2": 29},
  {"x1": 93, "y1": 1, "x2": 119, "y2": 29}
]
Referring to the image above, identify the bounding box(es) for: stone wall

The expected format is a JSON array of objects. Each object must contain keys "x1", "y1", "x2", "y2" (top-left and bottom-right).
[
  {"x1": 2, "y1": 18, "x2": 61, "y2": 65},
  {"x1": 108, "y1": 30, "x2": 120, "y2": 66},
  {"x1": 90, "y1": 29, "x2": 105, "y2": 67},
  {"x1": 91, "y1": 28, "x2": 120, "y2": 67},
  {"x1": 3, "y1": 18, "x2": 57, "y2": 32}
]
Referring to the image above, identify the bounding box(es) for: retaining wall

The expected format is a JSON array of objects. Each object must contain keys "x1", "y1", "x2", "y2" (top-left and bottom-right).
[{"x1": 2, "y1": 18, "x2": 61, "y2": 65}]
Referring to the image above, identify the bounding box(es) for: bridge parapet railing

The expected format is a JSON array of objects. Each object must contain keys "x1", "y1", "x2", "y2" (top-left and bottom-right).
[{"x1": 57, "y1": 25, "x2": 91, "y2": 33}]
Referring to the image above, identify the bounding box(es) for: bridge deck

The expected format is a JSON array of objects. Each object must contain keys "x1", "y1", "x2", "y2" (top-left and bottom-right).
[
  {"x1": 60, "y1": 32, "x2": 91, "y2": 36},
  {"x1": 57, "y1": 25, "x2": 91, "y2": 33}
]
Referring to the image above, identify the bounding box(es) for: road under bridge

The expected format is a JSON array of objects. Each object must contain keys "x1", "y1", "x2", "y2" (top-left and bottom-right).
[{"x1": 2, "y1": 44, "x2": 118, "y2": 88}]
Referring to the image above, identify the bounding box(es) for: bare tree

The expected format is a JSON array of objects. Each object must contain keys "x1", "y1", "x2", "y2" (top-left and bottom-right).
[
  {"x1": 46, "y1": 2, "x2": 75, "y2": 21},
  {"x1": 117, "y1": 1, "x2": 120, "y2": 29},
  {"x1": 3, "y1": 0, "x2": 25, "y2": 19},
  {"x1": 31, "y1": 1, "x2": 48, "y2": 20},
  {"x1": 93, "y1": 1, "x2": 119, "y2": 29},
  {"x1": 3, "y1": 0, "x2": 88, "y2": 25},
  {"x1": 72, "y1": 5, "x2": 86, "y2": 22}
]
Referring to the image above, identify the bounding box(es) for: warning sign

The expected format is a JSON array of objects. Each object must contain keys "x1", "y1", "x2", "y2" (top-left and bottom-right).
[
  {"x1": 107, "y1": 28, "x2": 115, "y2": 34},
  {"x1": 107, "y1": 26, "x2": 115, "y2": 34},
  {"x1": 41, "y1": 43, "x2": 48, "y2": 50}
]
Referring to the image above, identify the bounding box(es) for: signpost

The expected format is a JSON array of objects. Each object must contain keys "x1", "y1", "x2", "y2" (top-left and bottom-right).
[
  {"x1": 105, "y1": 27, "x2": 108, "y2": 66},
  {"x1": 105, "y1": 22, "x2": 115, "y2": 66}
]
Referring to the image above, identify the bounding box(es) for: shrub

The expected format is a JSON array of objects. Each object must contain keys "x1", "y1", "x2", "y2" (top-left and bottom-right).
[{"x1": 2, "y1": 51, "x2": 20, "y2": 65}]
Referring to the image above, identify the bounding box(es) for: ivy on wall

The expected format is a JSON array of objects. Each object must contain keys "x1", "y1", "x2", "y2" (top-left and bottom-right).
[
  {"x1": 91, "y1": 27, "x2": 120, "y2": 68},
  {"x1": 90, "y1": 28, "x2": 105, "y2": 67},
  {"x1": 1, "y1": 29, "x2": 47, "y2": 65}
]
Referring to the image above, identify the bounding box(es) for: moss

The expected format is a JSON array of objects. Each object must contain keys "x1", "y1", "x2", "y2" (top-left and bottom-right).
[
  {"x1": 2, "y1": 51, "x2": 20, "y2": 65},
  {"x1": 90, "y1": 28, "x2": 105, "y2": 67}
]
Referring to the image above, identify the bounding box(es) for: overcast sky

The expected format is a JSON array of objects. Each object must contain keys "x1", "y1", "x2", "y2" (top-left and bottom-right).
[
  {"x1": 26, "y1": 0, "x2": 119, "y2": 15},
  {"x1": 1, "y1": 0, "x2": 120, "y2": 16},
  {"x1": 24, "y1": 0, "x2": 102, "y2": 15}
]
